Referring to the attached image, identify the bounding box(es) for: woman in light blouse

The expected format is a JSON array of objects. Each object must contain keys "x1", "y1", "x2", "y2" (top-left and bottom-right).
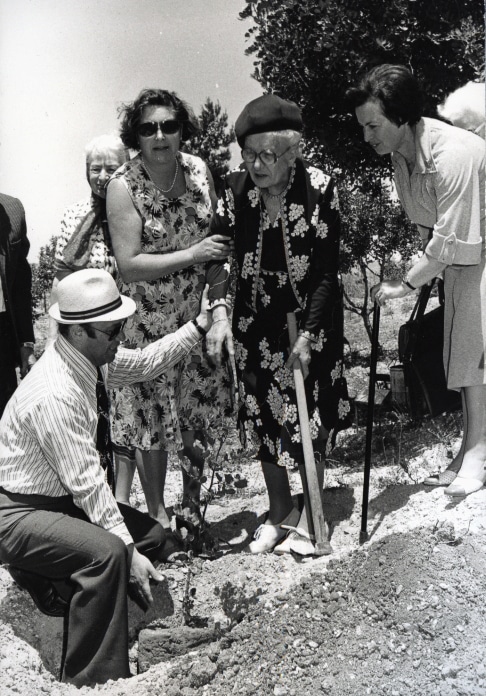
[{"x1": 347, "y1": 64, "x2": 485, "y2": 498}]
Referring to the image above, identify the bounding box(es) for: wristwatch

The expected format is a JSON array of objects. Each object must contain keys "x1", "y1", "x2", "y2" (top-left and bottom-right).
[
  {"x1": 402, "y1": 279, "x2": 416, "y2": 291},
  {"x1": 21, "y1": 342, "x2": 35, "y2": 349},
  {"x1": 191, "y1": 319, "x2": 207, "y2": 337}
]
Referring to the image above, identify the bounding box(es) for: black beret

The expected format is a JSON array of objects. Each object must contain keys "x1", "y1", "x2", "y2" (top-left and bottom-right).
[{"x1": 235, "y1": 94, "x2": 303, "y2": 147}]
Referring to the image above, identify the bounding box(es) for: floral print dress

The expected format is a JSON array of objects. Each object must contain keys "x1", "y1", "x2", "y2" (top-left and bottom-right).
[
  {"x1": 109, "y1": 152, "x2": 232, "y2": 456},
  {"x1": 207, "y1": 159, "x2": 350, "y2": 468}
]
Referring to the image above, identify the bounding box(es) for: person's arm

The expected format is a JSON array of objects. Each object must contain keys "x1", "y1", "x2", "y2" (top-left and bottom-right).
[
  {"x1": 128, "y1": 547, "x2": 165, "y2": 611},
  {"x1": 34, "y1": 394, "x2": 134, "y2": 545},
  {"x1": 205, "y1": 165, "x2": 219, "y2": 210},
  {"x1": 423, "y1": 139, "x2": 483, "y2": 266},
  {"x1": 373, "y1": 137, "x2": 483, "y2": 304},
  {"x1": 106, "y1": 178, "x2": 232, "y2": 283},
  {"x1": 286, "y1": 176, "x2": 340, "y2": 375},
  {"x1": 12, "y1": 203, "x2": 35, "y2": 375},
  {"x1": 371, "y1": 253, "x2": 448, "y2": 304},
  {"x1": 205, "y1": 186, "x2": 236, "y2": 366},
  {"x1": 107, "y1": 285, "x2": 213, "y2": 387}
]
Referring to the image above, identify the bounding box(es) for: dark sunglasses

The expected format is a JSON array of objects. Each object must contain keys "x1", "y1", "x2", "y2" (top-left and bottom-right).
[
  {"x1": 90, "y1": 320, "x2": 127, "y2": 341},
  {"x1": 137, "y1": 120, "x2": 181, "y2": 138}
]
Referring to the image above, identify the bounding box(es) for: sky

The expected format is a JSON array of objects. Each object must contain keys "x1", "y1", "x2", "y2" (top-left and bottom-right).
[{"x1": 0, "y1": 0, "x2": 262, "y2": 261}]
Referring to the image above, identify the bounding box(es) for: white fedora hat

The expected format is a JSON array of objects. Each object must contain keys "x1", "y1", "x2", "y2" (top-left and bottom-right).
[{"x1": 49, "y1": 269, "x2": 136, "y2": 324}]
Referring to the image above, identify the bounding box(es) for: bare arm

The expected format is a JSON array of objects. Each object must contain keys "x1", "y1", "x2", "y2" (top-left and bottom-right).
[{"x1": 106, "y1": 178, "x2": 232, "y2": 283}]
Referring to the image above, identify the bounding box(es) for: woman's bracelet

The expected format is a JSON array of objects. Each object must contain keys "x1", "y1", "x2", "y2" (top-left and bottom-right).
[
  {"x1": 213, "y1": 318, "x2": 228, "y2": 324},
  {"x1": 191, "y1": 247, "x2": 200, "y2": 264},
  {"x1": 210, "y1": 299, "x2": 229, "y2": 310}
]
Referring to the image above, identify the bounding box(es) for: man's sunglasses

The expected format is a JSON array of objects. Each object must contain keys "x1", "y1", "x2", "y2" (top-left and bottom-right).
[
  {"x1": 90, "y1": 320, "x2": 127, "y2": 341},
  {"x1": 137, "y1": 120, "x2": 181, "y2": 138}
]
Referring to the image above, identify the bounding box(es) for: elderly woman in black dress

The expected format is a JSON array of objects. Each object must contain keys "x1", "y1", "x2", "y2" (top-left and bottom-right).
[{"x1": 206, "y1": 95, "x2": 349, "y2": 556}]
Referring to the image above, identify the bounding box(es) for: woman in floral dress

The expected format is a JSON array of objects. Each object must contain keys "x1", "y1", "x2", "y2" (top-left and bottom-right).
[
  {"x1": 106, "y1": 89, "x2": 233, "y2": 529},
  {"x1": 206, "y1": 95, "x2": 349, "y2": 556}
]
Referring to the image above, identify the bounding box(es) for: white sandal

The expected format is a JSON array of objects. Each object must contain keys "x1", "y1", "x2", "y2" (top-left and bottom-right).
[{"x1": 247, "y1": 508, "x2": 300, "y2": 554}]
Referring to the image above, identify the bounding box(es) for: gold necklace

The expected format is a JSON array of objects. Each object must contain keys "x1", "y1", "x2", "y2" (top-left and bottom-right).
[{"x1": 142, "y1": 158, "x2": 179, "y2": 193}]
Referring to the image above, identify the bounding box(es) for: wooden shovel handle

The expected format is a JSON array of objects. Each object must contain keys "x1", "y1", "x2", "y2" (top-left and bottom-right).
[{"x1": 287, "y1": 313, "x2": 330, "y2": 555}]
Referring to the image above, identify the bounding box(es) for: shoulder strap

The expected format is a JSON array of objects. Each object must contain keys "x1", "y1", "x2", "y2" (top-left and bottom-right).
[{"x1": 409, "y1": 277, "x2": 443, "y2": 321}]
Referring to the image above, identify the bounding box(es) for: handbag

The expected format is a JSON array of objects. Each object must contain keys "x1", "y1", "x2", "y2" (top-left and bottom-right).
[{"x1": 397, "y1": 279, "x2": 461, "y2": 419}]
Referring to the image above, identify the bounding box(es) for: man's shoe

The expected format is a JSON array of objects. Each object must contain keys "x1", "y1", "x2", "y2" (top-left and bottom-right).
[{"x1": 8, "y1": 567, "x2": 68, "y2": 618}]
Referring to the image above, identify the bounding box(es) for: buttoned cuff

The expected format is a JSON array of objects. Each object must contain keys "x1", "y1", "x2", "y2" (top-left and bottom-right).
[
  {"x1": 208, "y1": 299, "x2": 229, "y2": 311},
  {"x1": 426, "y1": 231, "x2": 482, "y2": 266}
]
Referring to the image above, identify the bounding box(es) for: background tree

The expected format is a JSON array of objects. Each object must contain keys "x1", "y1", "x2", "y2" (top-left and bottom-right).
[
  {"x1": 31, "y1": 236, "x2": 57, "y2": 314},
  {"x1": 339, "y1": 183, "x2": 418, "y2": 340},
  {"x1": 240, "y1": 0, "x2": 483, "y2": 340},
  {"x1": 186, "y1": 98, "x2": 236, "y2": 192},
  {"x1": 240, "y1": 0, "x2": 483, "y2": 181}
]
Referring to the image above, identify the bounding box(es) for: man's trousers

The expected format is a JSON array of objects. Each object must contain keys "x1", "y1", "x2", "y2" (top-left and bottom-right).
[{"x1": 0, "y1": 488, "x2": 170, "y2": 686}]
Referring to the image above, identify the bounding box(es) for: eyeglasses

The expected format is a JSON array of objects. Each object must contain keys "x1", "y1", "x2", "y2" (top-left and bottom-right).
[
  {"x1": 90, "y1": 320, "x2": 127, "y2": 341},
  {"x1": 241, "y1": 145, "x2": 293, "y2": 166},
  {"x1": 137, "y1": 120, "x2": 181, "y2": 138}
]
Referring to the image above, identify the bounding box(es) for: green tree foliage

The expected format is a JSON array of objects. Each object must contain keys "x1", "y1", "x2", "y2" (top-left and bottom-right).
[
  {"x1": 240, "y1": 0, "x2": 483, "y2": 341},
  {"x1": 186, "y1": 98, "x2": 236, "y2": 191},
  {"x1": 31, "y1": 236, "x2": 57, "y2": 313}
]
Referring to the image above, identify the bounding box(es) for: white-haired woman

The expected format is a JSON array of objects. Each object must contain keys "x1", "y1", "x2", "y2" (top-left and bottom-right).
[
  {"x1": 48, "y1": 134, "x2": 129, "y2": 339},
  {"x1": 438, "y1": 81, "x2": 485, "y2": 138},
  {"x1": 206, "y1": 94, "x2": 349, "y2": 556}
]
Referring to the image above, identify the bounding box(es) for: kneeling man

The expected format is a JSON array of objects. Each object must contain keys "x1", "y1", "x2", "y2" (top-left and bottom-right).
[{"x1": 0, "y1": 269, "x2": 211, "y2": 686}]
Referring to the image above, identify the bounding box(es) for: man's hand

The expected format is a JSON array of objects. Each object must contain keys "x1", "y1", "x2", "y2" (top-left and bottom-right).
[
  {"x1": 195, "y1": 284, "x2": 212, "y2": 334},
  {"x1": 286, "y1": 335, "x2": 311, "y2": 380},
  {"x1": 19, "y1": 345, "x2": 35, "y2": 378},
  {"x1": 129, "y1": 548, "x2": 165, "y2": 611},
  {"x1": 206, "y1": 316, "x2": 234, "y2": 368},
  {"x1": 371, "y1": 280, "x2": 409, "y2": 306}
]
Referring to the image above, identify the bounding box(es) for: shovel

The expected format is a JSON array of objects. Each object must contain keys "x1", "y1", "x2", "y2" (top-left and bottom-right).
[
  {"x1": 287, "y1": 313, "x2": 331, "y2": 556},
  {"x1": 360, "y1": 302, "x2": 381, "y2": 544}
]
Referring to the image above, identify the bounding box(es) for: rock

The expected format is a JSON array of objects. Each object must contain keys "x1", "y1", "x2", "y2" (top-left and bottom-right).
[
  {"x1": 441, "y1": 663, "x2": 459, "y2": 678},
  {"x1": 138, "y1": 626, "x2": 218, "y2": 672},
  {"x1": 188, "y1": 655, "x2": 218, "y2": 688},
  {"x1": 128, "y1": 578, "x2": 174, "y2": 640}
]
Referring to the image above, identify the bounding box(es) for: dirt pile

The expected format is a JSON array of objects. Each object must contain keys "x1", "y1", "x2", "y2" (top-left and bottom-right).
[{"x1": 1, "y1": 454, "x2": 485, "y2": 696}]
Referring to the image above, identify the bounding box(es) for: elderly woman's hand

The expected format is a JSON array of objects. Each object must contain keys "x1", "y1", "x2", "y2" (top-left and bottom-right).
[
  {"x1": 286, "y1": 335, "x2": 311, "y2": 380},
  {"x1": 206, "y1": 315, "x2": 235, "y2": 368},
  {"x1": 192, "y1": 235, "x2": 234, "y2": 264},
  {"x1": 371, "y1": 280, "x2": 409, "y2": 306}
]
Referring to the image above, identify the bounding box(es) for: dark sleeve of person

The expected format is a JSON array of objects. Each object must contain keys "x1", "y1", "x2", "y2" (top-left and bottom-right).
[
  {"x1": 205, "y1": 183, "x2": 234, "y2": 306},
  {"x1": 11, "y1": 200, "x2": 35, "y2": 344},
  {"x1": 300, "y1": 178, "x2": 341, "y2": 337}
]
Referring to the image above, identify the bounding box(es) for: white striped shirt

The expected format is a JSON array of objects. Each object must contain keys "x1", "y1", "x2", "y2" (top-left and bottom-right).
[{"x1": 0, "y1": 325, "x2": 201, "y2": 545}]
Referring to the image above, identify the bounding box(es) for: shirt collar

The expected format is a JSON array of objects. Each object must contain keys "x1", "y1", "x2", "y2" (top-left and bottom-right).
[
  {"x1": 392, "y1": 118, "x2": 436, "y2": 175},
  {"x1": 55, "y1": 334, "x2": 97, "y2": 391}
]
